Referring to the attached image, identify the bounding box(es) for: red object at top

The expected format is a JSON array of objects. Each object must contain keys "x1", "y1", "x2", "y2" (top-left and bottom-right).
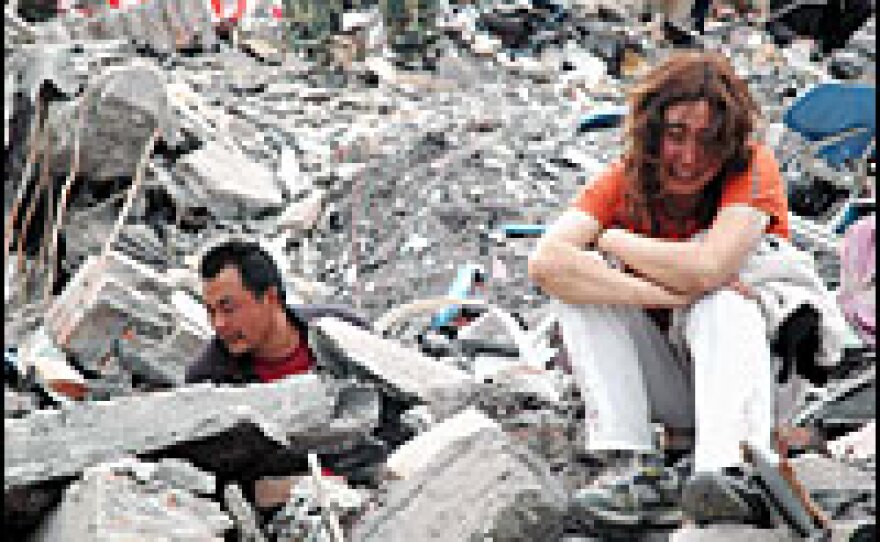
[
  {"x1": 271, "y1": 6, "x2": 283, "y2": 19},
  {"x1": 211, "y1": 0, "x2": 248, "y2": 21},
  {"x1": 251, "y1": 339, "x2": 315, "y2": 383}
]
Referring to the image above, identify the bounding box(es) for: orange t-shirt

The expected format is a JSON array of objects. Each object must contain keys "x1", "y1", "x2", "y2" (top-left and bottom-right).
[{"x1": 570, "y1": 144, "x2": 790, "y2": 240}]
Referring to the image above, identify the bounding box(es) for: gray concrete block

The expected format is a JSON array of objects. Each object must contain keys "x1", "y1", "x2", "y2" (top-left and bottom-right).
[
  {"x1": 790, "y1": 454, "x2": 876, "y2": 520},
  {"x1": 46, "y1": 63, "x2": 173, "y2": 182},
  {"x1": 4, "y1": 389, "x2": 39, "y2": 418},
  {"x1": 45, "y1": 252, "x2": 209, "y2": 387},
  {"x1": 310, "y1": 317, "x2": 475, "y2": 408},
  {"x1": 351, "y1": 428, "x2": 568, "y2": 542},
  {"x1": 670, "y1": 526, "x2": 798, "y2": 542},
  {"x1": 5, "y1": 377, "x2": 378, "y2": 493},
  {"x1": 174, "y1": 140, "x2": 283, "y2": 213},
  {"x1": 29, "y1": 457, "x2": 232, "y2": 541}
]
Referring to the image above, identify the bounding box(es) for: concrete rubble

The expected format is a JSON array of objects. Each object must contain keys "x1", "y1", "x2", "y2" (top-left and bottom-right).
[
  {"x1": 5, "y1": 376, "x2": 378, "y2": 487},
  {"x1": 28, "y1": 250, "x2": 210, "y2": 394},
  {"x1": 5, "y1": 376, "x2": 378, "y2": 532},
  {"x1": 30, "y1": 457, "x2": 232, "y2": 541},
  {"x1": 310, "y1": 316, "x2": 476, "y2": 407},
  {"x1": 352, "y1": 427, "x2": 570, "y2": 542},
  {"x1": 4, "y1": 0, "x2": 876, "y2": 540}
]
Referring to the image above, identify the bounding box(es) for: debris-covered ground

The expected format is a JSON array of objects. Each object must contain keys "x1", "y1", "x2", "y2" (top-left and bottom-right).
[{"x1": 4, "y1": 0, "x2": 876, "y2": 540}]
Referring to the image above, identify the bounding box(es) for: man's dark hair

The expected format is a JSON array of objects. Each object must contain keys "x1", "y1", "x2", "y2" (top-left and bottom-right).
[{"x1": 200, "y1": 240, "x2": 286, "y2": 302}]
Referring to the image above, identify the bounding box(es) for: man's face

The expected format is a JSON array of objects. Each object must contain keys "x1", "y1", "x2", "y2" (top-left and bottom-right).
[
  {"x1": 660, "y1": 99, "x2": 724, "y2": 199},
  {"x1": 203, "y1": 266, "x2": 275, "y2": 356}
]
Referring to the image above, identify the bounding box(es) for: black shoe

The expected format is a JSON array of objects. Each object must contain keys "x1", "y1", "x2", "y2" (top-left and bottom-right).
[{"x1": 571, "y1": 454, "x2": 684, "y2": 528}]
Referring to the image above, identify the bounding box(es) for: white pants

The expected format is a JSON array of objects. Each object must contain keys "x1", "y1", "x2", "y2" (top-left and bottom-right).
[{"x1": 557, "y1": 289, "x2": 774, "y2": 473}]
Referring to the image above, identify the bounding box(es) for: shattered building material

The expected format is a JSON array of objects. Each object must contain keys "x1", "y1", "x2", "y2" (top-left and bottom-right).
[
  {"x1": 224, "y1": 482, "x2": 269, "y2": 542},
  {"x1": 45, "y1": 62, "x2": 177, "y2": 181},
  {"x1": 352, "y1": 427, "x2": 569, "y2": 542},
  {"x1": 174, "y1": 139, "x2": 284, "y2": 215},
  {"x1": 13, "y1": 326, "x2": 88, "y2": 401},
  {"x1": 310, "y1": 316, "x2": 476, "y2": 410},
  {"x1": 3, "y1": 1, "x2": 877, "y2": 540},
  {"x1": 789, "y1": 454, "x2": 876, "y2": 522},
  {"x1": 265, "y1": 471, "x2": 369, "y2": 541},
  {"x1": 828, "y1": 422, "x2": 876, "y2": 461},
  {"x1": 670, "y1": 526, "x2": 799, "y2": 542},
  {"x1": 275, "y1": 188, "x2": 327, "y2": 232},
  {"x1": 308, "y1": 452, "x2": 347, "y2": 542},
  {"x1": 51, "y1": 0, "x2": 217, "y2": 52},
  {"x1": 44, "y1": 250, "x2": 211, "y2": 386},
  {"x1": 5, "y1": 376, "x2": 379, "y2": 497},
  {"x1": 29, "y1": 457, "x2": 232, "y2": 542},
  {"x1": 4, "y1": 388, "x2": 40, "y2": 418},
  {"x1": 793, "y1": 366, "x2": 876, "y2": 428},
  {"x1": 384, "y1": 406, "x2": 499, "y2": 480}
]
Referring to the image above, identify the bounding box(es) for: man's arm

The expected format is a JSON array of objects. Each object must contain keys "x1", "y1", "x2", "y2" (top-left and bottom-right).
[
  {"x1": 527, "y1": 210, "x2": 694, "y2": 307},
  {"x1": 596, "y1": 206, "x2": 768, "y2": 296},
  {"x1": 184, "y1": 340, "x2": 223, "y2": 384}
]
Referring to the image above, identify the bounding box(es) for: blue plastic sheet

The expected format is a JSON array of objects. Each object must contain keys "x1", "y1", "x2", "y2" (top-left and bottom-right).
[
  {"x1": 430, "y1": 264, "x2": 485, "y2": 329},
  {"x1": 783, "y1": 83, "x2": 876, "y2": 168}
]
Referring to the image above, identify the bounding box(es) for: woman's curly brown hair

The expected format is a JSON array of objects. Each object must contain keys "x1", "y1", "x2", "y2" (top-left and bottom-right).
[{"x1": 621, "y1": 51, "x2": 760, "y2": 235}]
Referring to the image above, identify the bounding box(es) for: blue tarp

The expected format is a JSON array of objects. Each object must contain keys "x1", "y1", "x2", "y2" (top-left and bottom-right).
[{"x1": 783, "y1": 83, "x2": 876, "y2": 168}]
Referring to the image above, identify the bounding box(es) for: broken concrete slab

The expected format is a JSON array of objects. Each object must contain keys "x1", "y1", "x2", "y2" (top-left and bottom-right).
[
  {"x1": 47, "y1": 63, "x2": 177, "y2": 182},
  {"x1": 352, "y1": 427, "x2": 568, "y2": 542},
  {"x1": 827, "y1": 520, "x2": 876, "y2": 542},
  {"x1": 149, "y1": 456, "x2": 218, "y2": 496},
  {"x1": 828, "y1": 422, "x2": 876, "y2": 460},
  {"x1": 384, "y1": 406, "x2": 499, "y2": 480},
  {"x1": 791, "y1": 454, "x2": 876, "y2": 495},
  {"x1": 45, "y1": 251, "x2": 210, "y2": 387},
  {"x1": 275, "y1": 189, "x2": 326, "y2": 232},
  {"x1": 174, "y1": 140, "x2": 283, "y2": 215},
  {"x1": 670, "y1": 526, "x2": 798, "y2": 542},
  {"x1": 794, "y1": 367, "x2": 876, "y2": 428},
  {"x1": 5, "y1": 376, "x2": 378, "y2": 493},
  {"x1": 265, "y1": 470, "x2": 368, "y2": 541},
  {"x1": 4, "y1": 389, "x2": 39, "y2": 418},
  {"x1": 14, "y1": 326, "x2": 88, "y2": 402},
  {"x1": 29, "y1": 457, "x2": 232, "y2": 542},
  {"x1": 309, "y1": 316, "x2": 476, "y2": 409},
  {"x1": 789, "y1": 454, "x2": 876, "y2": 519}
]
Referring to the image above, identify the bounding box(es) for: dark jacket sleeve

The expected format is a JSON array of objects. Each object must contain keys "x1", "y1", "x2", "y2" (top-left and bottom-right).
[
  {"x1": 184, "y1": 340, "x2": 224, "y2": 384},
  {"x1": 290, "y1": 304, "x2": 372, "y2": 330}
]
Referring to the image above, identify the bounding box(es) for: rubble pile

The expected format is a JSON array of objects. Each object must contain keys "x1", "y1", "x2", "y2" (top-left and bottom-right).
[
  {"x1": 29, "y1": 457, "x2": 232, "y2": 541},
  {"x1": 4, "y1": 0, "x2": 876, "y2": 540}
]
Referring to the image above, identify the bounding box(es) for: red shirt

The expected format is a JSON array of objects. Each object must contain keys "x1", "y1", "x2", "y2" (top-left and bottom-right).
[{"x1": 251, "y1": 339, "x2": 315, "y2": 383}]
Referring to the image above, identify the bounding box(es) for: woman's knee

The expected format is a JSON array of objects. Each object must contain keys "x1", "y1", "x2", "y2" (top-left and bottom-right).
[{"x1": 687, "y1": 288, "x2": 765, "y2": 331}]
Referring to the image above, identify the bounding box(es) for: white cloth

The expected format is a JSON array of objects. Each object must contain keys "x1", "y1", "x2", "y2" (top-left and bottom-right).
[
  {"x1": 557, "y1": 289, "x2": 774, "y2": 473},
  {"x1": 737, "y1": 235, "x2": 848, "y2": 368}
]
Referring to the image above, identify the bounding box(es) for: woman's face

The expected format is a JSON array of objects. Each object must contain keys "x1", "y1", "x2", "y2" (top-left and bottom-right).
[{"x1": 659, "y1": 100, "x2": 724, "y2": 199}]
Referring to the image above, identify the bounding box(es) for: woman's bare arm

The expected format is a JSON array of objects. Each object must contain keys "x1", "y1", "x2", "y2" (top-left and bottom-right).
[
  {"x1": 528, "y1": 210, "x2": 695, "y2": 307},
  {"x1": 596, "y1": 206, "x2": 768, "y2": 296}
]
